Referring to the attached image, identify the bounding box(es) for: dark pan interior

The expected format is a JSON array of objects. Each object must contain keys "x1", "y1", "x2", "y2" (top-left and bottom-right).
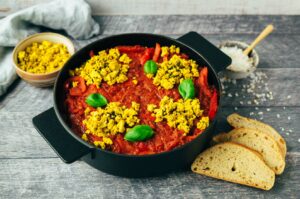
[{"x1": 54, "y1": 33, "x2": 221, "y2": 149}]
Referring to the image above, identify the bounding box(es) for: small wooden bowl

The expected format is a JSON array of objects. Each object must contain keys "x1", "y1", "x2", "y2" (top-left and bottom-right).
[
  {"x1": 12, "y1": 32, "x2": 75, "y2": 87},
  {"x1": 219, "y1": 40, "x2": 259, "y2": 79}
]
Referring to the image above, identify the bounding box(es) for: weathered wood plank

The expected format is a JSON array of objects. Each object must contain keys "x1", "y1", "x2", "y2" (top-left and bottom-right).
[
  {"x1": 95, "y1": 15, "x2": 300, "y2": 35},
  {"x1": 0, "y1": 106, "x2": 298, "y2": 159},
  {"x1": 1, "y1": 1, "x2": 300, "y2": 17},
  {"x1": 0, "y1": 153, "x2": 299, "y2": 199},
  {"x1": 72, "y1": 34, "x2": 300, "y2": 69}
]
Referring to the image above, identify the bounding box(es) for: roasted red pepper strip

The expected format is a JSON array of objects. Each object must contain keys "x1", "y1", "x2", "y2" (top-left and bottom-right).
[
  {"x1": 89, "y1": 50, "x2": 95, "y2": 58},
  {"x1": 69, "y1": 76, "x2": 87, "y2": 96},
  {"x1": 117, "y1": 45, "x2": 145, "y2": 53},
  {"x1": 140, "y1": 48, "x2": 154, "y2": 65},
  {"x1": 198, "y1": 67, "x2": 212, "y2": 97},
  {"x1": 208, "y1": 88, "x2": 218, "y2": 120},
  {"x1": 152, "y1": 43, "x2": 161, "y2": 62}
]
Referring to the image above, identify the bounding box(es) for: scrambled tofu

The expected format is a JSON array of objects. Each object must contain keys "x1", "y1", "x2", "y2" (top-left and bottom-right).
[
  {"x1": 82, "y1": 102, "x2": 140, "y2": 149},
  {"x1": 148, "y1": 96, "x2": 208, "y2": 135},
  {"x1": 196, "y1": 116, "x2": 210, "y2": 131},
  {"x1": 152, "y1": 54, "x2": 199, "y2": 89},
  {"x1": 17, "y1": 41, "x2": 70, "y2": 74},
  {"x1": 71, "y1": 48, "x2": 131, "y2": 86},
  {"x1": 160, "y1": 45, "x2": 180, "y2": 57}
]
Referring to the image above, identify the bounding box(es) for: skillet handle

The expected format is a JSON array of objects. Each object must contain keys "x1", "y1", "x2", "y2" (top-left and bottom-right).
[
  {"x1": 177, "y1": 31, "x2": 231, "y2": 73},
  {"x1": 32, "y1": 108, "x2": 91, "y2": 163}
]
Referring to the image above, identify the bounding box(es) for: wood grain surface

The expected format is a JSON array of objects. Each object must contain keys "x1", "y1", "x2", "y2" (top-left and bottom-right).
[
  {"x1": 0, "y1": 15, "x2": 299, "y2": 199},
  {"x1": 0, "y1": 0, "x2": 299, "y2": 16}
]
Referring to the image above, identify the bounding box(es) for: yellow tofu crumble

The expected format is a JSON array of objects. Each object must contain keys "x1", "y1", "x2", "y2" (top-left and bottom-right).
[
  {"x1": 148, "y1": 96, "x2": 208, "y2": 135},
  {"x1": 17, "y1": 41, "x2": 70, "y2": 74},
  {"x1": 71, "y1": 48, "x2": 131, "y2": 86},
  {"x1": 160, "y1": 45, "x2": 180, "y2": 57},
  {"x1": 82, "y1": 102, "x2": 140, "y2": 149},
  {"x1": 196, "y1": 116, "x2": 209, "y2": 131},
  {"x1": 152, "y1": 54, "x2": 199, "y2": 89}
]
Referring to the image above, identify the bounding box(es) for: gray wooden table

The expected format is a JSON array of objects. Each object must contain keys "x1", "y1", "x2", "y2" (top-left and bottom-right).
[{"x1": 0, "y1": 16, "x2": 299, "y2": 199}]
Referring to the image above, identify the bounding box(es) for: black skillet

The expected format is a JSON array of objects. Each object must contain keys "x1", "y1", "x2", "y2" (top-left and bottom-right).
[{"x1": 33, "y1": 32, "x2": 231, "y2": 177}]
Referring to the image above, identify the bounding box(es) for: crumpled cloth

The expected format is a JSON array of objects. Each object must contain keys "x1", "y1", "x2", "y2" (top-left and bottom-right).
[{"x1": 0, "y1": 0, "x2": 100, "y2": 95}]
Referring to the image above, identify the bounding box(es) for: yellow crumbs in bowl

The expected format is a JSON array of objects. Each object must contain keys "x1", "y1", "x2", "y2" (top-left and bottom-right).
[{"x1": 17, "y1": 41, "x2": 70, "y2": 74}]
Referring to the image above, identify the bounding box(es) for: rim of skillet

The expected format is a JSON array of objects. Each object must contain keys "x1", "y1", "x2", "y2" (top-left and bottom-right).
[{"x1": 53, "y1": 33, "x2": 223, "y2": 158}]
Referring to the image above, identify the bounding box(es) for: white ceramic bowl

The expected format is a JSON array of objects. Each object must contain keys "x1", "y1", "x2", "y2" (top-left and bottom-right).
[
  {"x1": 12, "y1": 32, "x2": 75, "y2": 87},
  {"x1": 219, "y1": 40, "x2": 259, "y2": 79}
]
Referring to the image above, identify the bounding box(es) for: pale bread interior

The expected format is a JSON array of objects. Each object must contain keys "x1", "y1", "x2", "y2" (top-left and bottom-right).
[
  {"x1": 227, "y1": 113, "x2": 287, "y2": 157},
  {"x1": 213, "y1": 128, "x2": 285, "y2": 175},
  {"x1": 191, "y1": 142, "x2": 275, "y2": 190}
]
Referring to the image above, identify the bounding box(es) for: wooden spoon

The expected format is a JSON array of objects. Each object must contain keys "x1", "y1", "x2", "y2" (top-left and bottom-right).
[{"x1": 243, "y1": 24, "x2": 274, "y2": 55}]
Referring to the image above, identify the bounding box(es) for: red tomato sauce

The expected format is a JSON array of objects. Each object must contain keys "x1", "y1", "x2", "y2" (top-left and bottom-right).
[{"x1": 64, "y1": 45, "x2": 218, "y2": 155}]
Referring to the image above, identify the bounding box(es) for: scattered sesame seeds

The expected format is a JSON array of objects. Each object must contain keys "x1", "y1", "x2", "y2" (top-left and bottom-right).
[{"x1": 220, "y1": 71, "x2": 274, "y2": 107}]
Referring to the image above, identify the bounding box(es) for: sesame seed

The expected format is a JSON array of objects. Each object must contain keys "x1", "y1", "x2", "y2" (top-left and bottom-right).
[
  {"x1": 255, "y1": 107, "x2": 259, "y2": 110},
  {"x1": 298, "y1": 138, "x2": 300, "y2": 143},
  {"x1": 287, "y1": 95, "x2": 291, "y2": 99},
  {"x1": 227, "y1": 93, "x2": 232, "y2": 97},
  {"x1": 277, "y1": 114, "x2": 280, "y2": 118},
  {"x1": 288, "y1": 116, "x2": 291, "y2": 120},
  {"x1": 266, "y1": 108, "x2": 271, "y2": 112},
  {"x1": 258, "y1": 112, "x2": 263, "y2": 115},
  {"x1": 234, "y1": 107, "x2": 238, "y2": 111},
  {"x1": 286, "y1": 133, "x2": 290, "y2": 136}
]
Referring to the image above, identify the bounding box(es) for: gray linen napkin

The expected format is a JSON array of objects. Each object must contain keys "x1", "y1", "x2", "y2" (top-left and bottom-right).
[{"x1": 0, "y1": 0, "x2": 100, "y2": 95}]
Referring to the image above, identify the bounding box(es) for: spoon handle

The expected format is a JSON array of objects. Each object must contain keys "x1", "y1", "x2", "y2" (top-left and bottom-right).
[{"x1": 243, "y1": 24, "x2": 274, "y2": 55}]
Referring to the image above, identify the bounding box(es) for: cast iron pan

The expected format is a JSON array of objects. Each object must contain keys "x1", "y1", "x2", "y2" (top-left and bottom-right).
[{"x1": 33, "y1": 32, "x2": 231, "y2": 177}]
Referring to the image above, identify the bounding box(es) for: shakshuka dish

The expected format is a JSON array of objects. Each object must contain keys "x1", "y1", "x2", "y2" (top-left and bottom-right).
[{"x1": 64, "y1": 43, "x2": 218, "y2": 155}]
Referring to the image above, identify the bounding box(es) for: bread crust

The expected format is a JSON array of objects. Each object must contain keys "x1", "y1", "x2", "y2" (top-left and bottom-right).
[
  {"x1": 191, "y1": 142, "x2": 275, "y2": 190},
  {"x1": 227, "y1": 113, "x2": 287, "y2": 157},
  {"x1": 213, "y1": 128, "x2": 285, "y2": 174}
]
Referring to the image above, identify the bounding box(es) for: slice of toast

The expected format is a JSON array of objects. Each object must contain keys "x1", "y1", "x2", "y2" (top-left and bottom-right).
[
  {"x1": 191, "y1": 142, "x2": 275, "y2": 190},
  {"x1": 213, "y1": 128, "x2": 285, "y2": 175},
  {"x1": 227, "y1": 113, "x2": 286, "y2": 157}
]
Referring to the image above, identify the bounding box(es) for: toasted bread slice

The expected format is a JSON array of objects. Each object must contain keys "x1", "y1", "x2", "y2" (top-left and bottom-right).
[
  {"x1": 191, "y1": 142, "x2": 275, "y2": 190},
  {"x1": 213, "y1": 128, "x2": 285, "y2": 175},
  {"x1": 227, "y1": 113, "x2": 286, "y2": 157}
]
